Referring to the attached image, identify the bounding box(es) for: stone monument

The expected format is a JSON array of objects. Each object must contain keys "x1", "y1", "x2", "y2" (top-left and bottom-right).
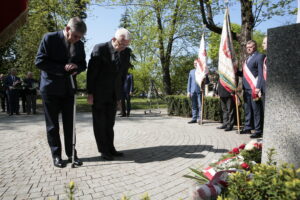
[{"x1": 262, "y1": 24, "x2": 300, "y2": 168}]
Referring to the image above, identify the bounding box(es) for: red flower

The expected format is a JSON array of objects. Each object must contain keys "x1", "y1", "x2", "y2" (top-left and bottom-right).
[
  {"x1": 228, "y1": 151, "x2": 233, "y2": 154},
  {"x1": 232, "y1": 148, "x2": 240, "y2": 154},
  {"x1": 254, "y1": 143, "x2": 262, "y2": 149},
  {"x1": 239, "y1": 144, "x2": 246, "y2": 150},
  {"x1": 241, "y1": 162, "x2": 250, "y2": 170}
]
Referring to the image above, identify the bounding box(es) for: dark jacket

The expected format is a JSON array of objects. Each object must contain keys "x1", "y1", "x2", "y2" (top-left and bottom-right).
[
  {"x1": 87, "y1": 41, "x2": 131, "y2": 105},
  {"x1": 35, "y1": 31, "x2": 86, "y2": 95},
  {"x1": 240, "y1": 52, "x2": 265, "y2": 91},
  {"x1": 4, "y1": 75, "x2": 21, "y2": 90}
]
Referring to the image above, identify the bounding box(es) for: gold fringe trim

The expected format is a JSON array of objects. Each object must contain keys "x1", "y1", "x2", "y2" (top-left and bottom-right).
[{"x1": 0, "y1": 8, "x2": 28, "y2": 47}]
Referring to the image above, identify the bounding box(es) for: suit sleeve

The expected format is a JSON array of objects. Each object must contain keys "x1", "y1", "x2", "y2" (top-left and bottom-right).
[
  {"x1": 87, "y1": 46, "x2": 101, "y2": 94},
  {"x1": 73, "y1": 42, "x2": 87, "y2": 74},
  {"x1": 35, "y1": 34, "x2": 66, "y2": 76},
  {"x1": 256, "y1": 54, "x2": 266, "y2": 90}
]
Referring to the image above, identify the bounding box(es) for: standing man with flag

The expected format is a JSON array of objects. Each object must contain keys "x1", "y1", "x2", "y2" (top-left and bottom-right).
[
  {"x1": 187, "y1": 34, "x2": 208, "y2": 124},
  {"x1": 217, "y1": 7, "x2": 238, "y2": 132},
  {"x1": 239, "y1": 40, "x2": 265, "y2": 138}
]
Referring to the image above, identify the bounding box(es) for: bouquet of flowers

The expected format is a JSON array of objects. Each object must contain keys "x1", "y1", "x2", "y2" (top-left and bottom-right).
[{"x1": 185, "y1": 140, "x2": 263, "y2": 200}]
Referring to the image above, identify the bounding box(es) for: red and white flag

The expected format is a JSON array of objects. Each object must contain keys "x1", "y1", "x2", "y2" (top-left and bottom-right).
[
  {"x1": 218, "y1": 8, "x2": 237, "y2": 93},
  {"x1": 195, "y1": 34, "x2": 208, "y2": 87}
]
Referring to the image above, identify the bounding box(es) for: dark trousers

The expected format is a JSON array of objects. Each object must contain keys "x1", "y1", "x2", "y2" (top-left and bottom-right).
[
  {"x1": 121, "y1": 94, "x2": 131, "y2": 115},
  {"x1": 92, "y1": 103, "x2": 117, "y2": 154},
  {"x1": 26, "y1": 94, "x2": 37, "y2": 114},
  {"x1": 20, "y1": 91, "x2": 27, "y2": 113},
  {"x1": 41, "y1": 94, "x2": 75, "y2": 158},
  {"x1": 6, "y1": 90, "x2": 19, "y2": 114},
  {"x1": 220, "y1": 96, "x2": 235, "y2": 128},
  {"x1": 243, "y1": 89, "x2": 263, "y2": 133},
  {"x1": 0, "y1": 91, "x2": 7, "y2": 111}
]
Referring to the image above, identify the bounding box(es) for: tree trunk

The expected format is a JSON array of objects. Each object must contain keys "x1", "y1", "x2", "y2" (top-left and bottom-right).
[{"x1": 239, "y1": 0, "x2": 255, "y2": 62}]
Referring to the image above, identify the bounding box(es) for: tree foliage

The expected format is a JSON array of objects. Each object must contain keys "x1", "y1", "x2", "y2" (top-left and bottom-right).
[{"x1": 0, "y1": 0, "x2": 89, "y2": 79}]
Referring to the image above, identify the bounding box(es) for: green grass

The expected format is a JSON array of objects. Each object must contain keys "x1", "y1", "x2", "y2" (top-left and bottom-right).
[{"x1": 37, "y1": 96, "x2": 167, "y2": 112}]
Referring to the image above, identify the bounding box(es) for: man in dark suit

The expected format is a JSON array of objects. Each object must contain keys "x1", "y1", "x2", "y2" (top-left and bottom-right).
[
  {"x1": 0, "y1": 74, "x2": 8, "y2": 112},
  {"x1": 239, "y1": 40, "x2": 265, "y2": 138},
  {"x1": 216, "y1": 80, "x2": 235, "y2": 131},
  {"x1": 4, "y1": 68, "x2": 21, "y2": 115},
  {"x1": 23, "y1": 72, "x2": 38, "y2": 114},
  {"x1": 35, "y1": 17, "x2": 87, "y2": 168},
  {"x1": 87, "y1": 28, "x2": 131, "y2": 161},
  {"x1": 120, "y1": 73, "x2": 134, "y2": 117}
]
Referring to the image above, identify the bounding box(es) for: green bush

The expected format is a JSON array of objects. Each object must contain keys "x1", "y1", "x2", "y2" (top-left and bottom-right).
[
  {"x1": 166, "y1": 95, "x2": 245, "y2": 123},
  {"x1": 219, "y1": 164, "x2": 300, "y2": 200}
]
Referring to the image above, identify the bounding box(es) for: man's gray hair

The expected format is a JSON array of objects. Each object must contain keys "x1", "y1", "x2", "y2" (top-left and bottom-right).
[
  {"x1": 115, "y1": 28, "x2": 131, "y2": 40},
  {"x1": 67, "y1": 17, "x2": 87, "y2": 34}
]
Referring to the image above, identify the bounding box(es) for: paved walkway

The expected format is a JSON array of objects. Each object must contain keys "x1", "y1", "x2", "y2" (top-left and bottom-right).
[{"x1": 0, "y1": 109, "x2": 251, "y2": 200}]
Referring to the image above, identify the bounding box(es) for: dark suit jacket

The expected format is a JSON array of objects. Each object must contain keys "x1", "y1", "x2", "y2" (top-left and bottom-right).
[
  {"x1": 242, "y1": 52, "x2": 265, "y2": 91},
  {"x1": 123, "y1": 74, "x2": 133, "y2": 95},
  {"x1": 4, "y1": 75, "x2": 21, "y2": 90},
  {"x1": 87, "y1": 41, "x2": 131, "y2": 106},
  {"x1": 35, "y1": 31, "x2": 86, "y2": 95}
]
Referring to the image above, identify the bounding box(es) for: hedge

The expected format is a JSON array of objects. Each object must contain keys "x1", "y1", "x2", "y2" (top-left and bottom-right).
[{"x1": 165, "y1": 95, "x2": 245, "y2": 124}]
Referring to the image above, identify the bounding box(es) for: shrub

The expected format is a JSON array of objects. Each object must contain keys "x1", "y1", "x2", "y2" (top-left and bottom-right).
[
  {"x1": 166, "y1": 95, "x2": 245, "y2": 123},
  {"x1": 219, "y1": 164, "x2": 300, "y2": 200}
]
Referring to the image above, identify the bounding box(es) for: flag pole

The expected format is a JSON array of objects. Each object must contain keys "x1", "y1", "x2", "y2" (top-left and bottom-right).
[{"x1": 235, "y1": 93, "x2": 240, "y2": 133}]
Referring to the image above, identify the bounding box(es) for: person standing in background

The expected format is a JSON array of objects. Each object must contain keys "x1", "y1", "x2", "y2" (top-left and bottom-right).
[
  {"x1": 23, "y1": 72, "x2": 38, "y2": 114},
  {"x1": 5, "y1": 68, "x2": 21, "y2": 116},
  {"x1": 120, "y1": 73, "x2": 134, "y2": 117},
  {"x1": 0, "y1": 74, "x2": 8, "y2": 112}
]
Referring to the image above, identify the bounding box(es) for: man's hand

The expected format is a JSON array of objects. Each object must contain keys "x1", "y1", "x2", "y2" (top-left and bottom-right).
[
  {"x1": 65, "y1": 63, "x2": 78, "y2": 75},
  {"x1": 87, "y1": 94, "x2": 93, "y2": 105},
  {"x1": 255, "y1": 88, "x2": 260, "y2": 94},
  {"x1": 187, "y1": 92, "x2": 191, "y2": 98}
]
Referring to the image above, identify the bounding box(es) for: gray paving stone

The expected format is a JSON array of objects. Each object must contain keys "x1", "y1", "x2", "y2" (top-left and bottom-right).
[{"x1": 0, "y1": 109, "x2": 250, "y2": 200}]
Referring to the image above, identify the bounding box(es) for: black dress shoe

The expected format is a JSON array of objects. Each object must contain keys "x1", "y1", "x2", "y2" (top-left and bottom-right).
[
  {"x1": 240, "y1": 129, "x2": 251, "y2": 134},
  {"x1": 188, "y1": 120, "x2": 197, "y2": 124},
  {"x1": 68, "y1": 157, "x2": 83, "y2": 166},
  {"x1": 53, "y1": 157, "x2": 66, "y2": 168},
  {"x1": 225, "y1": 127, "x2": 233, "y2": 131},
  {"x1": 250, "y1": 132, "x2": 263, "y2": 138},
  {"x1": 101, "y1": 153, "x2": 114, "y2": 161},
  {"x1": 111, "y1": 151, "x2": 124, "y2": 157},
  {"x1": 217, "y1": 125, "x2": 227, "y2": 129}
]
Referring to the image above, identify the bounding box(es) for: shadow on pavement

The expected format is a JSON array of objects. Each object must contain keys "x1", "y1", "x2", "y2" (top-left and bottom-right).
[{"x1": 80, "y1": 144, "x2": 228, "y2": 164}]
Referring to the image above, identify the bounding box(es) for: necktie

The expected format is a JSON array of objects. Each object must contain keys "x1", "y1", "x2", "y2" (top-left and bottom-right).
[{"x1": 114, "y1": 51, "x2": 121, "y2": 71}]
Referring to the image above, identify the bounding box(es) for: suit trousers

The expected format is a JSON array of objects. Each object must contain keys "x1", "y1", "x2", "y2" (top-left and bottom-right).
[
  {"x1": 26, "y1": 94, "x2": 37, "y2": 114},
  {"x1": 92, "y1": 103, "x2": 117, "y2": 154},
  {"x1": 220, "y1": 96, "x2": 235, "y2": 128},
  {"x1": 6, "y1": 89, "x2": 19, "y2": 114},
  {"x1": 121, "y1": 94, "x2": 131, "y2": 115},
  {"x1": 191, "y1": 92, "x2": 201, "y2": 121},
  {"x1": 41, "y1": 94, "x2": 75, "y2": 158},
  {"x1": 243, "y1": 89, "x2": 263, "y2": 133}
]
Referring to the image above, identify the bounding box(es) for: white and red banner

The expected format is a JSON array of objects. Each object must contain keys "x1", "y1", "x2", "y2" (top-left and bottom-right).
[
  {"x1": 218, "y1": 8, "x2": 237, "y2": 93},
  {"x1": 243, "y1": 63, "x2": 260, "y2": 99},
  {"x1": 195, "y1": 34, "x2": 208, "y2": 88},
  {"x1": 0, "y1": 0, "x2": 29, "y2": 46}
]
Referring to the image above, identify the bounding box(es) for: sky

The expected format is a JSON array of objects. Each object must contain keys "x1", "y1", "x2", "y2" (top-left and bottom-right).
[{"x1": 84, "y1": 2, "x2": 298, "y2": 60}]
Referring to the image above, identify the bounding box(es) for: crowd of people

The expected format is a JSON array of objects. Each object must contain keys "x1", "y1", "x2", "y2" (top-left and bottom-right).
[
  {"x1": 187, "y1": 38, "x2": 268, "y2": 139},
  {"x1": 0, "y1": 70, "x2": 38, "y2": 115}
]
